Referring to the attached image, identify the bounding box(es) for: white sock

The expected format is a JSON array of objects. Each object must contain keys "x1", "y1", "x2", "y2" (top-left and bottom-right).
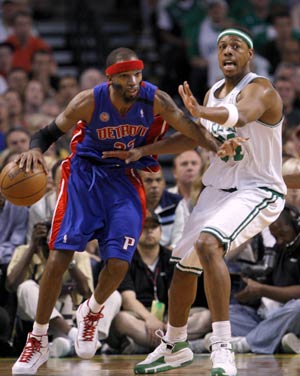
[
  {"x1": 212, "y1": 321, "x2": 231, "y2": 342},
  {"x1": 32, "y1": 321, "x2": 49, "y2": 336},
  {"x1": 165, "y1": 323, "x2": 188, "y2": 343},
  {"x1": 67, "y1": 327, "x2": 78, "y2": 343},
  {"x1": 88, "y1": 294, "x2": 104, "y2": 313}
]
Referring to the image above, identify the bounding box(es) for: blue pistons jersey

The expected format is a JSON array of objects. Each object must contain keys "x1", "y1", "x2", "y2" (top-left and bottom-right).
[
  {"x1": 70, "y1": 81, "x2": 163, "y2": 170},
  {"x1": 49, "y1": 81, "x2": 168, "y2": 263}
]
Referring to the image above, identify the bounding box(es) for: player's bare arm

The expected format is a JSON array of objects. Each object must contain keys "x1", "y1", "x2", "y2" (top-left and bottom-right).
[
  {"x1": 237, "y1": 78, "x2": 283, "y2": 125},
  {"x1": 154, "y1": 89, "x2": 219, "y2": 153},
  {"x1": 16, "y1": 90, "x2": 95, "y2": 172},
  {"x1": 102, "y1": 132, "x2": 199, "y2": 163},
  {"x1": 56, "y1": 89, "x2": 95, "y2": 131},
  {"x1": 179, "y1": 79, "x2": 282, "y2": 129}
]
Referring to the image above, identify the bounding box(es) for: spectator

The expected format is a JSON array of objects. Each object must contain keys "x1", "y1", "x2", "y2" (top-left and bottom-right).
[
  {"x1": 79, "y1": 68, "x2": 106, "y2": 91},
  {"x1": 191, "y1": 0, "x2": 232, "y2": 101},
  {"x1": 273, "y1": 61, "x2": 296, "y2": 81},
  {"x1": 262, "y1": 10, "x2": 300, "y2": 75},
  {"x1": 5, "y1": 127, "x2": 30, "y2": 153},
  {"x1": 6, "y1": 67, "x2": 28, "y2": 98},
  {"x1": 170, "y1": 149, "x2": 210, "y2": 249},
  {"x1": 168, "y1": 149, "x2": 207, "y2": 198},
  {"x1": 26, "y1": 113, "x2": 53, "y2": 135},
  {"x1": 274, "y1": 76, "x2": 300, "y2": 130},
  {"x1": 0, "y1": 186, "x2": 28, "y2": 341},
  {"x1": 4, "y1": 89, "x2": 25, "y2": 128},
  {"x1": 30, "y1": 49, "x2": 59, "y2": 97},
  {"x1": 0, "y1": 94, "x2": 9, "y2": 151},
  {"x1": 0, "y1": 126, "x2": 29, "y2": 166},
  {"x1": 0, "y1": 0, "x2": 21, "y2": 42},
  {"x1": 40, "y1": 98, "x2": 60, "y2": 119},
  {"x1": 0, "y1": 305, "x2": 16, "y2": 356},
  {"x1": 26, "y1": 159, "x2": 61, "y2": 244},
  {"x1": 6, "y1": 222, "x2": 93, "y2": 357},
  {"x1": 282, "y1": 155, "x2": 300, "y2": 190},
  {"x1": 0, "y1": 41, "x2": 14, "y2": 80},
  {"x1": 155, "y1": 0, "x2": 206, "y2": 98},
  {"x1": 232, "y1": 0, "x2": 275, "y2": 55},
  {"x1": 5, "y1": 11, "x2": 51, "y2": 72},
  {"x1": 291, "y1": 0, "x2": 300, "y2": 32},
  {"x1": 227, "y1": 206, "x2": 300, "y2": 354},
  {"x1": 23, "y1": 79, "x2": 45, "y2": 116},
  {"x1": 281, "y1": 38, "x2": 300, "y2": 66},
  {"x1": 140, "y1": 168, "x2": 182, "y2": 248},
  {"x1": 282, "y1": 125, "x2": 300, "y2": 160},
  {"x1": 282, "y1": 157, "x2": 300, "y2": 210},
  {"x1": 55, "y1": 75, "x2": 79, "y2": 109},
  {"x1": 292, "y1": 64, "x2": 300, "y2": 108}
]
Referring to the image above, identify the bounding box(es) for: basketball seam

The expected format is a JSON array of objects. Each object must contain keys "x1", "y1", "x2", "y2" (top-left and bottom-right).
[
  {"x1": 3, "y1": 183, "x2": 47, "y2": 199},
  {"x1": 1, "y1": 172, "x2": 46, "y2": 190}
]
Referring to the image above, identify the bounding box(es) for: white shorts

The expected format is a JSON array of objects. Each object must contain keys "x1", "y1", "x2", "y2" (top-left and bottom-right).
[{"x1": 171, "y1": 186, "x2": 285, "y2": 274}]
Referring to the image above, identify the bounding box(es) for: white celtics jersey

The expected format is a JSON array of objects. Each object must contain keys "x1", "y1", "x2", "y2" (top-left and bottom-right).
[{"x1": 201, "y1": 72, "x2": 287, "y2": 195}]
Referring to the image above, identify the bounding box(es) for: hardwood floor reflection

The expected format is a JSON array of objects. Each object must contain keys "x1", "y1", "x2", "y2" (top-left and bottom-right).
[{"x1": 1, "y1": 353, "x2": 300, "y2": 375}]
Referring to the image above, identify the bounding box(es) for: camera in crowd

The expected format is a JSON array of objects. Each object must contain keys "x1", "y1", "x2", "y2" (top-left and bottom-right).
[{"x1": 240, "y1": 247, "x2": 277, "y2": 283}]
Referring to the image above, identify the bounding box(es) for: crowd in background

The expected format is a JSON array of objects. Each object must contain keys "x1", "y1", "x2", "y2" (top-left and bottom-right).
[{"x1": 1, "y1": 0, "x2": 300, "y2": 359}]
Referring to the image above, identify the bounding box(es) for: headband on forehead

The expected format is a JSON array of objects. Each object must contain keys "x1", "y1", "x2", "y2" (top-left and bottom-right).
[
  {"x1": 217, "y1": 29, "x2": 254, "y2": 49},
  {"x1": 105, "y1": 59, "x2": 144, "y2": 76}
]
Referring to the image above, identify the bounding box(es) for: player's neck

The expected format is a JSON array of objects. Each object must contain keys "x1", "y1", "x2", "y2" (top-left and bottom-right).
[
  {"x1": 224, "y1": 70, "x2": 250, "y2": 88},
  {"x1": 110, "y1": 90, "x2": 134, "y2": 116}
]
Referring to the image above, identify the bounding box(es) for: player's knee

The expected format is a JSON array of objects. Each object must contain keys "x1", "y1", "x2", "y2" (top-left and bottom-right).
[
  {"x1": 45, "y1": 250, "x2": 74, "y2": 278},
  {"x1": 194, "y1": 234, "x2": 222, "y2": 266}
]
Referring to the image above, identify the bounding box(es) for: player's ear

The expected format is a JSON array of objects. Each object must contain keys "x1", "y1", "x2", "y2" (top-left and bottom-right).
[{"x1": 248, "y1": 48, "x2": 254, "y2": 62}]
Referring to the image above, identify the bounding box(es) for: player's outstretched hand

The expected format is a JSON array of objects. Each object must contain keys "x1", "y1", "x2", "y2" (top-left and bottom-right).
[
  {"x1": 217, "y1": 136, "x2": 249, "y2": 158},
  {"x1": 14, "y1": 148, "x2": 48, "y2": 173},
  {"x1": 102, "y1": 148, "x2": 143, "y2": 164},
  {"x1": 178, "y1": 81, "x2": 202, "y2": 118}
]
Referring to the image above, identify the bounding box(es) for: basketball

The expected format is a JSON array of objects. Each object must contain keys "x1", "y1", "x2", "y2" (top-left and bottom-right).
[{"x1": 0, "y1": 161, "x2": 47, "y2": 206}]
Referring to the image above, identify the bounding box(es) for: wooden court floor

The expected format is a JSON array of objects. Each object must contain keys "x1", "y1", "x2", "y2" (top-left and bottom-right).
[{"x1": 1, "y1": 354, "x2": 300, "y2": 376}]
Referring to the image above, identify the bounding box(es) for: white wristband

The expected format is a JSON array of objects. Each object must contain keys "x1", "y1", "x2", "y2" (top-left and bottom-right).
[{"x1": 221, "y1": 103, "x2": 239, "y2": 128}]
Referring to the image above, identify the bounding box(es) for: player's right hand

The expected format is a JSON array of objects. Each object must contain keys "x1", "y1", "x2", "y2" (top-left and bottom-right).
[
  {"x1": 178, "y1": 81, "x2": 202, "y2": 118},
  {"x1": 14, "y1": 148, "x2": 48, "y2": 173},
  {"x1": 102, "y1": 148, "x2": 143, "y2": 164}
]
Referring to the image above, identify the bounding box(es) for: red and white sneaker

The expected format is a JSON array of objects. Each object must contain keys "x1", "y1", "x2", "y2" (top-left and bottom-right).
[
  {"x1": 75, "y1": 300, "x2": 104, "y2": 359},
  {"x1": 12, "y1": 332, "x2": 49, "y2": 375}
]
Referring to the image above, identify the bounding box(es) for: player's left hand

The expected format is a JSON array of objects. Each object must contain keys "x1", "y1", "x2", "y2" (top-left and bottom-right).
[
  {"x1": 102, "y1": 148, "x2": 143, "y2": 163},
  {"x1": 217, "y1": 136, "x2": 249, "y2": 158}
]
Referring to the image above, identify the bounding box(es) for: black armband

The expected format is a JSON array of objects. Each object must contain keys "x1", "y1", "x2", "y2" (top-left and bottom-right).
[{"x1": 30, "y1": 120, "x2": 65, "y2": 153}]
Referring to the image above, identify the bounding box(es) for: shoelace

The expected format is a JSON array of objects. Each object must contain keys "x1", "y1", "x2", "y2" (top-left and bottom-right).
[
  {"x1": 81, "y1": 308, "x2": 104, "y2": 342},
  {"x1": 211, "y1": 346, "x2": 233, "y2": 364},
  {"x1": 19, "y1": 336, "x2": 41, "y2": 363},
  {"x1": 146, "y1": 330, "x2": 174, "y2": 359}
]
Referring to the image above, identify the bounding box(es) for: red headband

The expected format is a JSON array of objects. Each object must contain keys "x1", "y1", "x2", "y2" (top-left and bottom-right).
[{"x1": 105, "y1": 59, "x2": 144, "y2": 76}]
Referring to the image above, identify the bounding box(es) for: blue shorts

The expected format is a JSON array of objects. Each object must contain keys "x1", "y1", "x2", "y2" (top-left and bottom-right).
[{"x1": 49, "y1": 156, "x2": 146, "y2": 263}]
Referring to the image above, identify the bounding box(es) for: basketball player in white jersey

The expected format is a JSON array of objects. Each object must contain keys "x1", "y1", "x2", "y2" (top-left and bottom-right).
[{"x1": 102, "y1": 27, "x2": 286, "y2": 376}]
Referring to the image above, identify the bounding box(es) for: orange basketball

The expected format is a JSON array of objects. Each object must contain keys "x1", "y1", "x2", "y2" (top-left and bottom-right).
[{"x1": 0, "y1": 161, "x2": 47, "y2": 206}]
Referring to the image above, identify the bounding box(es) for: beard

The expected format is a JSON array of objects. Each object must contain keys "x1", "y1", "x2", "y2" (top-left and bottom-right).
[{"x1": 111, "y1": 82, "x2": 139, "y2": 104}]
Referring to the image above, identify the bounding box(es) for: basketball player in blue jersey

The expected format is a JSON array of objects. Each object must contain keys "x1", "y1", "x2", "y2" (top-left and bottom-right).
[
  {"x1": 103, "y1": 29, "x2": 286, "y2": 376},
  {"x1": 12, "y1": 47, "x2": 221, "y2": 375}
]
